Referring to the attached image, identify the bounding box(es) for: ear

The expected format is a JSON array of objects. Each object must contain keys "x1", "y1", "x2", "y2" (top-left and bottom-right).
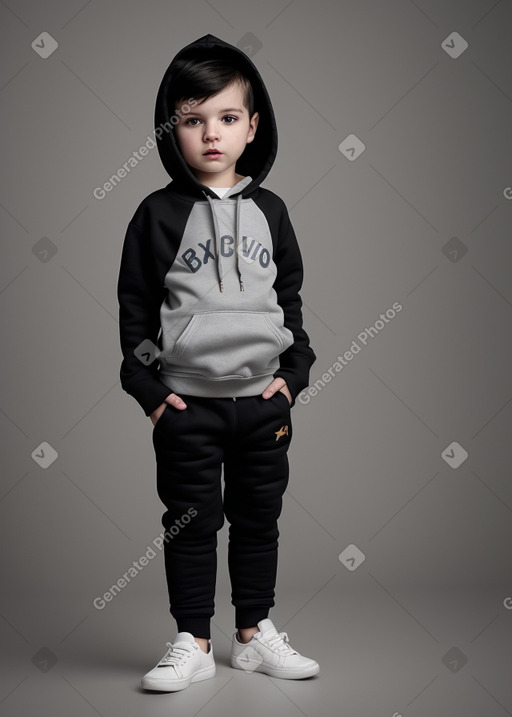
[{"x1": 246, "y1": 112, "x2": 259, "y2": 143}]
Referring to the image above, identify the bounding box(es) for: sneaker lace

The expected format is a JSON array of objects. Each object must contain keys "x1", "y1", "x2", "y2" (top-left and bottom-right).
[
  {"x1": 160, "y1": 641, "x2": 195, "y2": 666},
  {"x1": 264, "y1": 631, "x2": 297, "y2": 655}
]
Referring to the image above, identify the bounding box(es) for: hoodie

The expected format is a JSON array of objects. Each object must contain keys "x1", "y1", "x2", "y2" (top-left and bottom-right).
[{"x1": 117, "y1": 34, "x2": 316, "y2": 416}]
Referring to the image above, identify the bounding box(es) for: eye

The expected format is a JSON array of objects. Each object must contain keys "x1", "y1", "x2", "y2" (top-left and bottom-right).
[
  {"x1": 184, "y1": 118, "x2": 200, "y2": 126},
  {"x1": 222, "y1": 115, "x2": 238, "y2": 124}
]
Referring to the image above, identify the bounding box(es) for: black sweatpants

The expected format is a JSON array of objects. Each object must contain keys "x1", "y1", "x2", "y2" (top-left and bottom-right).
[{"x1": 151, "y1": 391, "x2": 293, "y2": 639}]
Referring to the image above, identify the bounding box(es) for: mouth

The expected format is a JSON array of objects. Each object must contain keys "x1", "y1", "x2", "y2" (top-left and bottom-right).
[{"x1": 203, "y1": 149, "x2": 222, "y2": 157}]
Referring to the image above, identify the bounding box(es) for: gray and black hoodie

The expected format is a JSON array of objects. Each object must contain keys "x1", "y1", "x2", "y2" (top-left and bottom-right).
[{"x1": 117, "y1": 34, "x2": 316, "y2": 416}]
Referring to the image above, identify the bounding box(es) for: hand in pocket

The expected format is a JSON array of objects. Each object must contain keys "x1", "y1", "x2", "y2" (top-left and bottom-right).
[
  {"x1": 262, "y1": 379, "x2": 292, "y2": 406},
  {"x1": 150, "y1": 393, "x2": 188, "y2": 426}
]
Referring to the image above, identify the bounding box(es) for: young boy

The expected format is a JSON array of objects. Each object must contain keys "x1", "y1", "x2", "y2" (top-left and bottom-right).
[{"x1": 117, "y1": 33, "x2": 318, "y2": 692}]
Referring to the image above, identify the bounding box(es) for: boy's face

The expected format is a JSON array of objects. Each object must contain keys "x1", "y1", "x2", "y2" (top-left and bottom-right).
[{"x1": 173, "y1": 81, "x2": 259, "y2": 187}]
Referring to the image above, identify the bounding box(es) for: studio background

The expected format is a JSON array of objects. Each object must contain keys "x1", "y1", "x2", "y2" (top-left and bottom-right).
[{"x1": 1, "y1": 1, "x2": 511, "y2": 715}]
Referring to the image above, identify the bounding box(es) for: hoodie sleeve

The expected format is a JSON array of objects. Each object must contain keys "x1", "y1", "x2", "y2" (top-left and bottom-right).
[
  {"x1": 272, "y1": 202, "x2": 316, "y2": 407},
  {"x1": 117, "y1": 221, "x2": 173, "y2": 416}
]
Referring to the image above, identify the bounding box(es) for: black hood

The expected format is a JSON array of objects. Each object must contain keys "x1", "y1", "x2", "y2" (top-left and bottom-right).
[{"x1": 154, "y1": 34, "x2": 278, "y2": 199}]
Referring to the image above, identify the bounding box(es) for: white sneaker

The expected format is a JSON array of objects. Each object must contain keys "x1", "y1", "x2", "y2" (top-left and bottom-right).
[
  {"x1": 141, "y1": 632, "x2": 215, "y2": 692},
  {"x1": 231, "y1": 618, "x2": 319, "y2": 679}
]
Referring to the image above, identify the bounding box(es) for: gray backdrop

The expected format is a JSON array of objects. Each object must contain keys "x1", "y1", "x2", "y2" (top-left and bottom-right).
[{"x1": 1, "y1": 1, "x2": 511, "y2": 716}]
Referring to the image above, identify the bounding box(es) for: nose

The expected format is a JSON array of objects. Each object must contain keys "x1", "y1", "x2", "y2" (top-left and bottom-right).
[{"x1": 203, "y1": 120, "x2": 220, "y2": 142}]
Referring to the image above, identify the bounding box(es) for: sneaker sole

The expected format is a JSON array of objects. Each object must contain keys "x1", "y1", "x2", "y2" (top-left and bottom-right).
[
  {"x1": 230, "y1": 656, "x2": 319, "y2": 680},
  {"x1": 141, "y1": 664, "x2": 216, "y2": 692}
]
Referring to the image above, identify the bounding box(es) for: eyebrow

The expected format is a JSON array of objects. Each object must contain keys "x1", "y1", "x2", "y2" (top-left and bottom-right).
[{"x1": 179, "y1": 107, "x2": 244, "y2": 116}]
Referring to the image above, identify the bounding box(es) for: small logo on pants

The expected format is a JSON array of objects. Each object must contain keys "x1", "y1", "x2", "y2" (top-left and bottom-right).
[{"x1": 275, "y1": 425, "x2": 288, "y2": 441}]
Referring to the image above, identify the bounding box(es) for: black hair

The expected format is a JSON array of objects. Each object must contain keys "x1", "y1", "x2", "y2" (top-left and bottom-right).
[{"x1": 169, "y1": 58, "x2": 255, "y2": 119}]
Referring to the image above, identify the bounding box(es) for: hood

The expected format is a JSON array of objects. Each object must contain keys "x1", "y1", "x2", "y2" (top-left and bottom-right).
[
  {"x1": 154, "y1": 34, "x2": 279, "y2": 292},
  {"x1": 154, "y1": 33, "x2": 278, "y2": 200}
]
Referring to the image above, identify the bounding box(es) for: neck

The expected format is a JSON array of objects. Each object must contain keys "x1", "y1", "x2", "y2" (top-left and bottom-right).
[{"x1": 194, "y1": 170, "x2": 245, "y2": 187}]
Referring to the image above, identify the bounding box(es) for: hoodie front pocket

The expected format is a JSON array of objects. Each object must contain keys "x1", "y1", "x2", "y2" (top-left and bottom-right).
[{"x1": 163, "y1": 310, "x2": 291, "y2": 380}]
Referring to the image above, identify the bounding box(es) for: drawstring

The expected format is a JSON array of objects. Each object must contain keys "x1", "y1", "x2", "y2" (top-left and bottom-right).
[
  {"x1": 203, "y1": 191, "x2": 244, "y2": 292},
  {"x1": 204, "y1": 192, "x2": 224, "y2": 291},
  {"x1": 236, "y1": 193, "x2": 244, "y2": 292}
]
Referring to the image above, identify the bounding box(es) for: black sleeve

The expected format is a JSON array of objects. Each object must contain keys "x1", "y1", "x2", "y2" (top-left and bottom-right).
[
  {"x1": 117, "y1": 221, "x2": 172, "y2": 416},
  {"x1": 272, "y1": 202, "x2": 316, "y2": 407}
]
